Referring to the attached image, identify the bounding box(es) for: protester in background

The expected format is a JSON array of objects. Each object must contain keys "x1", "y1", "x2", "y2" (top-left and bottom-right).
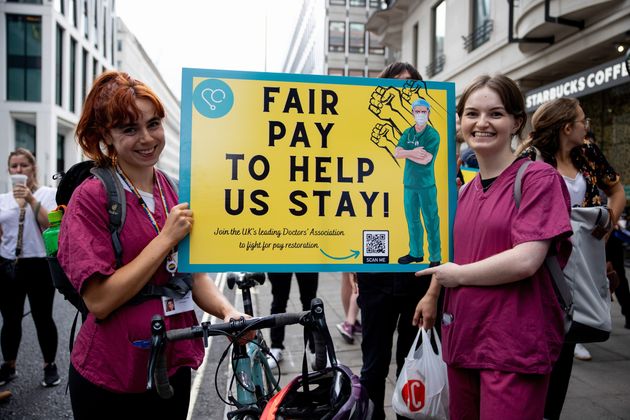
[
  {"x1": 336, "y1": 272, "x2": 361, "y2": 344},
  {"x1": 0, "y1": 148, "x2": 60, "y2": 388},
  {"x1": 519, "y1": 97, "x2": 626, "y2": 420},
  {"x1": 266, "y1": 272, "x2": 318, "y2": 368},
  {"x1": 357, "y1": 61, "x2": 440, "y2": 420},
  {"x1": 415, "y1": 74, "x2": 572, "y2": 419},
  {"x1": 58, "y1": 71, "x2": 247, "y2": 419}
]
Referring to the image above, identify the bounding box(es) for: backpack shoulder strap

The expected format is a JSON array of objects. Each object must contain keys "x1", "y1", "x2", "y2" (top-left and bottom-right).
[
  {"x1": 90, "y1": 167, "x2": 126, "y2": 268},
  {"x1": 513, "y1": 159, "x2": 534, "y2": 209},
  {"x1": 159, "y1": 170, "x2": 179, "y2": 196},
  {"x1": 512, "y1": 158, "x2": 574, "y2": 318}
]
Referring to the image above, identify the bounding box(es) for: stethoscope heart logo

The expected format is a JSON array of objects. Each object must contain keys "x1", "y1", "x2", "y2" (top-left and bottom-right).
[
  {"x1": 193, "y1": 79, "x2": 234, "y2": 119},
  {"x1": 200, "y1": 88, "x2": 226, "y2": 111}
]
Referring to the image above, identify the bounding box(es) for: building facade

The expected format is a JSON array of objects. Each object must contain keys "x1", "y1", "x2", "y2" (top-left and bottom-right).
[
  {"x1": 368, "y1": 0, "x2": 630, "y2": 192},
  {"x1": 1, "y1": 0, "x2": 116, "y2": 191},
  {"x1": 1, "y1": 0, "x2": 180, "y2": 193},
  {"x1": 282, "y1": 0, "x2": 389, "y2": 77}
]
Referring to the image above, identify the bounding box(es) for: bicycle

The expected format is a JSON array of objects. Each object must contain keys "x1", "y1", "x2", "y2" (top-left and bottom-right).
[
  {"x1": 225, "y1": 272, "x2": 280, "y2": 415},
  {"x1": 147, "y1": 296, "x2": 331, "y2": 419}
]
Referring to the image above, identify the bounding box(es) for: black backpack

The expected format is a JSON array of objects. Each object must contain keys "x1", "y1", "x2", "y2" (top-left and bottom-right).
[{"x1": 48, "y1": 161, "x2": 193, "y2": 348}]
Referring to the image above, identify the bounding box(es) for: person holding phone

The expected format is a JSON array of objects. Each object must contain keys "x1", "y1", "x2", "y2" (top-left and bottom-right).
[{"x1": 0, "y1": 148, "x2": 60, "y2": 388}]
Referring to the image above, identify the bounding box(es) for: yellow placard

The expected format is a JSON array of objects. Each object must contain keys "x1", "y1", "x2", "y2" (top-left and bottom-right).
[{"x1": 179, "y1": 69, "x2": 456, "y2": 272}]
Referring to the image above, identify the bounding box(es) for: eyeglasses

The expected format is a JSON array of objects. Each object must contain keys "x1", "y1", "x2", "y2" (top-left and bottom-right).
[{"x1": 575, "y1": 117, "x2": 591, "y2": 131}]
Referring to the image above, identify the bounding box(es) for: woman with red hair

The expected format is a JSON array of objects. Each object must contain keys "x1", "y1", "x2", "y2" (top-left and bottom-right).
[{"x1": 58, "y1": 71, "x2": 246, "y2": 418}]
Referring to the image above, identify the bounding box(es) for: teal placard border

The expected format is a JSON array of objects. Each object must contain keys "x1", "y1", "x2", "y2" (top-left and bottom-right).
[{"x1": 178, "y1": 68, "x2": 457, "y2": 273}]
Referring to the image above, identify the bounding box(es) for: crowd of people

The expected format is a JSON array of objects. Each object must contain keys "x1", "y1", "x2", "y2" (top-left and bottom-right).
[{"x1": 0, "y1": 63, "x2": 627, "y2": 420}]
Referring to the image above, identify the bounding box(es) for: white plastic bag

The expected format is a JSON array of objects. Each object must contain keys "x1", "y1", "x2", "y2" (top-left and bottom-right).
[{"x1": 391, "y1": 327, "x2": 449, "y2": 419}]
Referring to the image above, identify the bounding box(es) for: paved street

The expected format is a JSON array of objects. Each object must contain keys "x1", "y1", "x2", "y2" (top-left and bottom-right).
[
  {"x1": 1, "y1": 271, "x2": 629, "y2": 419},
  {"x1": 232, "y1": 271, "x2": 630, "y2": 420}
]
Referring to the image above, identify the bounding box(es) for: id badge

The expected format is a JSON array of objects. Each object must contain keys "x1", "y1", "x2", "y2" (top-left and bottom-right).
[{"x1": 162, "y1": 291, "x2": 194, "y2": 316}]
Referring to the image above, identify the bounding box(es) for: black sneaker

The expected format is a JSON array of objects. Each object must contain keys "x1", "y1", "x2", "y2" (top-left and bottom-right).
[
  {"x1": 0, "y1": 363, "x2": 17, "y2": 386},
  {"x1": 41, "y1": 363, "x2": 61, "y2": 387},
  {"x1": 398, "y1": 254, "x2": 424, "y2": 264},
  {"x1": 429, "y1": 261, "x2": 441, "y2": 267}
]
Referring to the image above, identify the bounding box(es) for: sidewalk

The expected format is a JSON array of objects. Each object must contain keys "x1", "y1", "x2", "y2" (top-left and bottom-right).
[{"x1": 250, "y1": 272, "x2": 630, "y2": 419}]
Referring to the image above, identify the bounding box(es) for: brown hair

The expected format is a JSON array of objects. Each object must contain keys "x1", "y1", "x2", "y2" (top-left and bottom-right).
[
  {"x1": 456, "y1": 74, "x2": 527, "y2": 139},
  {"x1": 75, "y1": 71, "x2": 165, "y2": 167},
  {"x1": 378, "y1": 62, "x2": 423, "y2": 80},
  {"x1": 520, "y1": 97, "x2": 581, "y2": 164},
  {"x1": 8, "y1": 147, "x2": 39, "y2": 188}
]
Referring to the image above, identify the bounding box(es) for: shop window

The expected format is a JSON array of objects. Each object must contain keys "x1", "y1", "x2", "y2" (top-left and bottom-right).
[
  {"x1": 348, "y1": 69, "x2": 364, "y2": 77},
  {"x1": 328, "y1": 68, "x2": 344, "y2": 76},
  {"x1": 350, "y1": 0, "x2": 366, "y2": 6},
  {"x1": 349, "y1": 22, "x2": 365, "y2": 54},
  {"x1": 329, "y1": 21, "x2": 345, "y2": 52},
  {"x1": 6, "y1": 14, "x2": 42, "y2": 102},
  {"x1": 369, "y1": 31, "x2": 384, "y2": 55},
  {"x1": 56, "y1": 24, "x2": 63, "y2": 106},
  {"x1": 330, "y1": 0, "x2": 346, "y2": 5},
  {"x1": 369, "y1": 0, "x2": 380, "y2": 8},
  {"x1": 15, "y1": 120, "x2": 36, "y2": 152}
]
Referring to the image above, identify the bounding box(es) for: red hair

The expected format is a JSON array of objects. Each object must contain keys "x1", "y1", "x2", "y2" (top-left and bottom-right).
[{"x1": 75, "y1": 71, "x2": 165, "y2": 167}]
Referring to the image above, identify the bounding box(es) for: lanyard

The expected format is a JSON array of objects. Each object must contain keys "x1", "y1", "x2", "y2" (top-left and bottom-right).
[
  {"x1": 15, "y1": 205, "x2": 26, "y2": 257},
  {"x1": 116, "y1": 166, "x2": 178, "y2": 274},
  {"x1": 116, "y1": 166, "x2": 169, "y2": 235}
]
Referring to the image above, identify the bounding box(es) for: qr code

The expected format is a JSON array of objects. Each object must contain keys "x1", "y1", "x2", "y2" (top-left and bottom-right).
[{"x1": 363, "y1": 231, "x2": 388, "y2": 256}]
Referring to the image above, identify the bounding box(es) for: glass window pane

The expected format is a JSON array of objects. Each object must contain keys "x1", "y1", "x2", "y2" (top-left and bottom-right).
[
  {"x1": 329, "y1": 21, "x2": 345, "y2": 52},
  {"x1": 348, "y1": 69, "x2": 364, "y2": 76},
  {"x1": 433, "y1": 1, "x2": 445, "y2": 58},
  {"x1": 26, "y1": 68, "x2": 41, "y2": 101},
  {"x1": 350, "y1": 0, "x2": 366, "y2": 6},
  {"x1": 330, "y1": 0, "x2": 346, "y2": 5},
  {"x1": 472, "y1": 0, "x2": 491, "y2": 49},
  {"x1": 70, "y1": 39, "x2": 76, "y2": 111},
  {"x1": 6, "y1": 14, "x2": 41, "y2": 102},
  {"x1": 15, "y1": 120, "x2": 36, "y2": 152},
  {"x1": 369, "y1": 31, "x2": 384, "y2": 55},
  {"x1": 328, "y1": 68, "x2": 344, "y2": 76},
  {"x1": 349, "y1": 22, "x2": 365, "y2": 54},
  {"x1": 70, "y1": 0, "x2": 77, "y2": 27},
  {"x1": 57, "y1": 134, "x2": 65, "y2": 172},
  {"x1": 56, "y1": 25, "x2": 63, "y2": 106}
]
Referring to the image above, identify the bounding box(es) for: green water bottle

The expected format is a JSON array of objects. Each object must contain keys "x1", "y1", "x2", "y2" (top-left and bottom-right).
[{"x1": 42, "y1": 208, "x2": 63, "y2": 256}]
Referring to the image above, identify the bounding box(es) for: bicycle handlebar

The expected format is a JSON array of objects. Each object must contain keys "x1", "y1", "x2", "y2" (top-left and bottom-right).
[{"x1": 147, "y1": 302, "x2": 333, "y2": 400}]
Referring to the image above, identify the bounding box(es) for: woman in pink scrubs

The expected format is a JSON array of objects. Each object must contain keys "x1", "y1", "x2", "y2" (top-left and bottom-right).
[{"x1": 412, "y1": 74, "x2": 573, "y2": 419}]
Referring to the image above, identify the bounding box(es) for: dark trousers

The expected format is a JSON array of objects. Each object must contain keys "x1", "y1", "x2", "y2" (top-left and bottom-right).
[
  {"x1": 268, "y1": 272, "x2": 318, "y2": 349},
  {"x1": 69, "y1": 363, "x2": 191, "y2": 420},
  {"x1": 0, "y1": 257, "x2": 58, "y2": 363},
  {"x1": 608, "y1": 235, "x2": 630, "y2": 323},
  {"x1": 357, "y1": 273, "x2": 434, "y2": 420},
  {"x1": 544, "y1": 341, "x2": 576, "y2": 420}
]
